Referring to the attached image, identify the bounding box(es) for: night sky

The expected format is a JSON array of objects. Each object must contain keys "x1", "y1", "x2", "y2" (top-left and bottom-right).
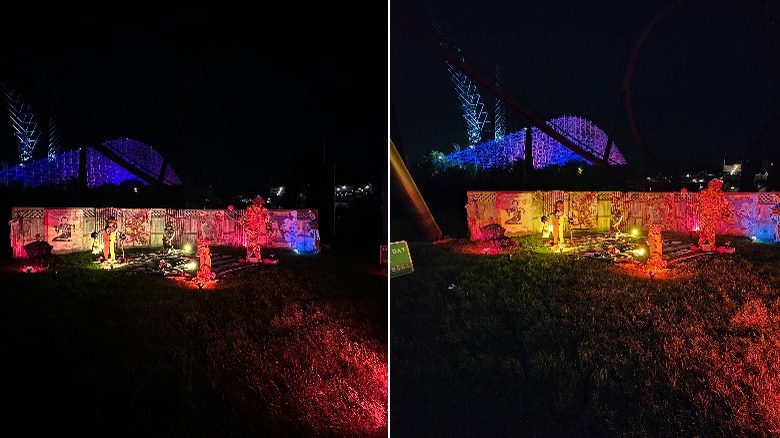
[
  {"x1": 391, "y1": 0, "x2": 780, "y2": 174},
  {"x1": 0, "y1": 4, "x2": 387, "y2": 197}
]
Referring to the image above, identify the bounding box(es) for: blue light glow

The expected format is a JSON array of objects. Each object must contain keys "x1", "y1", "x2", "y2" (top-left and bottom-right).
[
  {"x1": 2, "y1": 83, "x2": 40, "y2": 164},
  {"x1": 444, "y1": 115, "x2": 627, "y2": 170},
  {"x1": 0, "y1": 138, "x2": 182, "y2": 188}
]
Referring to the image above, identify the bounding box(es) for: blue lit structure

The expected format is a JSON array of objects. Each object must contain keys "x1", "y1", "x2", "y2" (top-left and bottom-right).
[
  {"x1": 430, "y1": 15, "x2": 488, "y2": 146},
  {"x1": 444, "y1": 115, "x2": 627, "y2": 170},
  {"x1": 2, "y1": 83, "x2": 40, "y2": 164},
  {"x1": 493, "y1": 66, "x2": 505, "y2": 141},
  {"x1": 48, "y1": 116, "x2": 60, "y2": 161},
  {"x1": 0, "y1": 137, "x2": 182, "y2": 188},
  {"x1": 451, "y1": 65, "x2": 488, "y2": 145}
]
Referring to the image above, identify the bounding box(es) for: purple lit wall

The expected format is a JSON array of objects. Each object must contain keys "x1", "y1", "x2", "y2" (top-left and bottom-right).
[{"x1": 444, "y1": 115, "x2": 627, "y2": 170}]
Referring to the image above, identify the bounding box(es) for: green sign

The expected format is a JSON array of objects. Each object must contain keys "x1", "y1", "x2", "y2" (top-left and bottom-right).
[{"x1": 389, "y1": 240, "x2": 414, "y2": 278}]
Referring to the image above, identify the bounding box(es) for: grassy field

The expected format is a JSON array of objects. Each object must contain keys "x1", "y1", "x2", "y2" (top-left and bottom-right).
[
  {"x1": 390, "y1": 232, "x2": 780, "y2": 437},
  {"x1": 0, "y1": 245, "x2": 387, "y2": 437}
]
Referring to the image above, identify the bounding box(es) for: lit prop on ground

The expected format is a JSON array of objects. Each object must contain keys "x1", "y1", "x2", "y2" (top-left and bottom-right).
[
  {"x1": 19, "y1": 233, "x2": 53, "y2": 272},
  {"x1": 93, "y1": 216, "x2": 127, "y2": 268},
  {"x1": 770, "y1": 202, "x2": 780, "y2": 241},
  {"x1": 8, "y1": 213, "x2": 28, "y2": 259},
  {"x1": 645, "y1": 225, "x2": 666, "y2": 269},
  {"x1": 610, "y1": 206, "x2": 625, "y2": 238},
  {"x1": 240, "y1": 196, "x2": 271, "y2": 263},
  {"x1": 308, "y1": 218, "x2": 320, "y2": 254},
  {"x1": 541, "y1": 200, "x2": 573, "y2": 252},
  {"x1": 193, "y1": 237, "x2": 216, "y2": 289},
  {"x1": 161, "y1": 223, "x2": 175, "y2": 254},
  {"x1": 694, "y1": 179, "x2": 735, "y2": 251}
]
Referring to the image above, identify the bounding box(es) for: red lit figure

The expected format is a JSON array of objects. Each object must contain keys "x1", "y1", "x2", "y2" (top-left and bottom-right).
[
  {"x1": 195, "y1": 237, "x2": 216, "y2": 283},
  {"x1": 241, "y1": 196, "x2": 270, "y2": 262},
  {"x1": 694, "y1": 179, "x2": 732, "y2": 251}
]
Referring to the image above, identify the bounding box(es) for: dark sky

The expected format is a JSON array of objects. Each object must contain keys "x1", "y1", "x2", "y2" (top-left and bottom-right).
[
  {"x1": 391, "y1": 0, "x2": 780, "y2": 174},
  {"x1": 0, "y1": 3, "x2": 387, "y2": 196}
]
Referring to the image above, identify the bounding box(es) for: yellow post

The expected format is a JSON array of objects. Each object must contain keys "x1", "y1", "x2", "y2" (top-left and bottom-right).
[{"x1": 390, "y1": 140, "x2": 443, "y2": 242}]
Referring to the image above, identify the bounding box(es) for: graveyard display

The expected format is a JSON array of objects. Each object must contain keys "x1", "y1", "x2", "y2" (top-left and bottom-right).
[
  {"x1": 463, "y1": 179, "x2": 762, "y2": 268},
  {"x1": 8, "y1": 204, "x2": 320, "y2": 286}
]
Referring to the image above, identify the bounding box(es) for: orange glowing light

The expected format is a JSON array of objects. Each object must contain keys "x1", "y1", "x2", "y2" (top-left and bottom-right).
[{"x1": 617, "y1": 264, "x2": 689, "y2": 280}]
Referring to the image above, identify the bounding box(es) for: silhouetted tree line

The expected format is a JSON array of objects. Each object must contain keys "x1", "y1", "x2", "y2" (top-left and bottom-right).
[{"x1": 0, "y1": 179, "x2": 213, "y2": 210}]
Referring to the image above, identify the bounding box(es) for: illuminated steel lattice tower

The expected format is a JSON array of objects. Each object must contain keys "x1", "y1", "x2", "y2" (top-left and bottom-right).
[
  {"x1": 453, "y1": 66, "x2": 488, "y2": 145},
  {"x1": 46, "y1": 116, "x2": 62, "y2": 185},
  {"x1": 493, "y1": 66, "x2": 506, "y2": 141},
  {"x1": 430, "y1": 15, "x2": 488, "y2": 146},
  {"x1": 48, "y1": 112, "x2": 61, "y2": 161},
  {"x1": 1, "y1": 83, "x2": 40, "y2": 165}
]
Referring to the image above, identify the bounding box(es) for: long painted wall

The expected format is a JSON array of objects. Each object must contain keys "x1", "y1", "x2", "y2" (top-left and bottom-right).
[
  {"x1": 9, "y1": 206, "x2": 318, "y2": 259},
  {"x1": 466, "y1": 191, "x2": 780, "y2": 242}
]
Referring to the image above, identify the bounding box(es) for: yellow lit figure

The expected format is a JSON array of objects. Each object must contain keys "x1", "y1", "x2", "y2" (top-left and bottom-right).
[
  {"x1": 542, "y1": 200, "x2": 570, "y2": 251},
  {"x1": 102, "y1": 217, "x2": 118, "y2": 265}
]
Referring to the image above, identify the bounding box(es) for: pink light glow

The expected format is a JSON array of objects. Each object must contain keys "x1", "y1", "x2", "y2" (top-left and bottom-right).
[{"x1": 288, "y1": 325, "x2": 388, "y2": 435}]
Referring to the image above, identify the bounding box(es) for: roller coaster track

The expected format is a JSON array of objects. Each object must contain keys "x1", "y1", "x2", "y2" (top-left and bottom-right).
[
  {"x1": 391, "y1": 5, "x2": 614, "y2": 169},
  {"x1": 394, "y1": 1, "x2": 780, "y2": 174},
  {"x1": 610, "y1": 0, "x2": 780, "y2": 173}
]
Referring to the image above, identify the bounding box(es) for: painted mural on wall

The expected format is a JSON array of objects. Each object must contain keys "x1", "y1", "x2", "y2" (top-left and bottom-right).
[
  {"x1": 466, "y1": 186, "x2": 780, "y2": 243},
  {"x1": 568, "y1": 191, "x2": 598, "y2": 230},
  {"x1": 198, "y1": 210, "x2": 227, "y2": 242},
  {"x1": 645, "y1": 193, "x2": 674, "y2": 229},
  {"x1": 466, "y1": 192, "x2": 500, "y2": 240},
  {"x1": 46, "y1": 208, "x2": 83, "y2": 252},
  {"x1": 267, "y1": 210, "x2": 298, "y2": 248},
  {"x1": 726, "y1": 194, "x2": 758, "y2": 237},
  {"x1": 497, "y1": 192, "x2": 534, "y2": 235},
  {"x1": 609, "y1": 192, "x2": 629, "y2": 236},
  {"x1": 122, "y1": 209, "x2": 151, "y2": 247},
  {"x1": 9, "y1": 206, "x2": 318, "y2": 259}
]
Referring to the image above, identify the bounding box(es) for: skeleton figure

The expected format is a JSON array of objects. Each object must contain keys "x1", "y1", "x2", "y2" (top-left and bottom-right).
[{"x1": 162, "y1": 223, "x2": 176, "y2": 253}]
